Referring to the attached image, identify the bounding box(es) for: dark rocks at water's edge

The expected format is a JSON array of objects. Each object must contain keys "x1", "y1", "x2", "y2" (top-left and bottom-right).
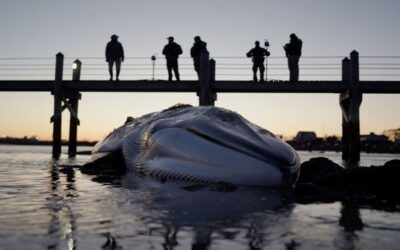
[
  {"x1": 79, "y1": 151, "x2": 126, "y2": 184},
  {"x1": 297, "y1": 157, "x2": 344, "y2": 183},
  {"x1": 296, "y1": 157, "x2": 400, "y2": 207}
]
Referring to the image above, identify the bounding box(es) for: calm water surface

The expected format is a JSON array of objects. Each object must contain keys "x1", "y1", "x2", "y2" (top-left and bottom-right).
[{"x1": 0, "y1": 145, "x2": 399, "y2": 250}]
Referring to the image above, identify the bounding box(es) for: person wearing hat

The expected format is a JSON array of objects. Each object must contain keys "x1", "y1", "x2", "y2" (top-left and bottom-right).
[
  {"x1": 283, "y1": 33, "x2": 302, "y2": 82},
  {"x1": 190, "y1": 36, "x2": 207, "y2": 79},
  {"x1": 246, "y1": 41, "x2": 270, "y2": 82},
  {"x1": 162, "y1": 36, "x2": 183, "y2": 81},
  {"x1": 106, "y1": 34, "x2": 124, "y2": 81}
]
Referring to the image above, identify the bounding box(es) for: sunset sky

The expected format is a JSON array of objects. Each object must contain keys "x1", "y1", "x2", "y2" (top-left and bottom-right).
[{"x1": 1, "y1": 0, "x2": 399, "y2": 141}]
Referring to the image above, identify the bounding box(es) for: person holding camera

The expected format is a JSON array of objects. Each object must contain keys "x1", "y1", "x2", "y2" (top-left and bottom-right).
[
  {"x1": 284, "y1": 33, "x2": 302, "y2": 82},
  {"x1": 246, "y1": 41, "x2": 270, "y2": 82}
]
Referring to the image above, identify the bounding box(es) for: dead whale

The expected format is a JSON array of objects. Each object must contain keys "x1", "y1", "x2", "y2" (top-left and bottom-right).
[{"x1": 91, "y1": 105, "x2": 300, "y2": 187}]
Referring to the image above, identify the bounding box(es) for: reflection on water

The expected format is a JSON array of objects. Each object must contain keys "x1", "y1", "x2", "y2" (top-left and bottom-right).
[
  {"x1": 339, "y1": 202, "x2": 363, "y2": 232},
  {"x1": 119, "y1": 178, "x2": 294, "y2": 249},
  {"x1": 0, "y1": 145, "x2": 400, "y2": 249},
  {"x1": 47, "y1": 164, "x2": 77, "y2": 250}
]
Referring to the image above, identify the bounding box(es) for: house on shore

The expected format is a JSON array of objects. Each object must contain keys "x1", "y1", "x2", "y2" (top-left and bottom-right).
[{"x1": 383, "y1": 128, "x2": 400, "y2": 143}]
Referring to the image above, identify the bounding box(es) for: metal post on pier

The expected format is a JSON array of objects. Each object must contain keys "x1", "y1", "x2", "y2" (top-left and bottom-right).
[
  {"x1": 52, "y1": 52, "x2": 64, "y2": 159},
  {"x1": 68, "y1": 60, "x2": 82, "y2": 157},
  {"x1": 264, "y1": 40, "x2": 270, "y2": 81}
]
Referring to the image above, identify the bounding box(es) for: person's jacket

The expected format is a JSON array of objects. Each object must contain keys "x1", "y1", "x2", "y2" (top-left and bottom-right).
[
  {"x1": 162, "y1": 42, "x2": 183, "y2": 60},
  {"x1": 246, "y1": 47, "x2": 270, "y2": 63},
  {"x1": 284, "y1": 38, "x2": 302, "y2": 57},
  {"x1": 106, "y1": 41, "x2": 124, "y2": 61},
  {"x1": 190, "y1": 41, "x2": 207, "y2": 59}
]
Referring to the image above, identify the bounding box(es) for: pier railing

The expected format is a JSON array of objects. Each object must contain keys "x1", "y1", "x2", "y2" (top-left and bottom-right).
[{"x1": 1, "y1": 55, "x2": 400, "y2": 81}]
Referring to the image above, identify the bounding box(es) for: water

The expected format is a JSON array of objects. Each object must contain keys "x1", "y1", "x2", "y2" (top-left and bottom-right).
[{"x1": 0, "y1": 145, "x2": 399, "y2": 250}]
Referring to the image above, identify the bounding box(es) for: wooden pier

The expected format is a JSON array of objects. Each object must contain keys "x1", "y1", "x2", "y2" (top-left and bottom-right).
[{"x1": 1, "y1": 50, "x2": 400, "y2": 162}]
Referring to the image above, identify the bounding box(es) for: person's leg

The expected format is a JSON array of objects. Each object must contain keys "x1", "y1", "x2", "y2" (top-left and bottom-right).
[
  {"x1": 293, "y1": 56, "x2": 300, "y2": 81},
  {"x1": 252, "y1": 64, "x2": 258, "y2": 82},
  {"x1": 108, "y1": 61, "x2": 114, "y2": 81},
  {"x1": 172, "y1": 59, "x2": 180, "y2": 81},
  {"x1": 288, "y1": 56, "x2": 294, "y2": 81},
  {"x1": 115, "y1": 59, "x2": 121, "y2": 81},
  {"x1": 259, "y1": 64, "x2": 265, "y2": 82},
  {"x1": 194, "y1": 58, "x2": 200, "y2": 79},
  {"x1": 167, "y1": 60, "x2": 173, "y2": 81}
]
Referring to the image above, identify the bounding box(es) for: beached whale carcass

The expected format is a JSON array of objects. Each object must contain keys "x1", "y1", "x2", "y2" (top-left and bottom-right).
[{"x1": 92, "y1": 105, "x2": 300, "y2": 187}]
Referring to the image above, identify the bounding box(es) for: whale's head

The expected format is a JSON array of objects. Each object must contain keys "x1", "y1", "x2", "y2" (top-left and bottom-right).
[{"x1": 118, "y1": 105, "x2": 300, "y2": 187}]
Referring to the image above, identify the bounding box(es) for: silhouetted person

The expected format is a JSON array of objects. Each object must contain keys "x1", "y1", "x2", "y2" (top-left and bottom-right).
[
  {"x1": 162, "y1": 36, "x2": 183, "y2": 81},
  {"x1": 106, "y1": 34, "x2": 124, "y2": 81},
  {"x1": 246, "y1": 41, "x2": 270, "y2": 82},
  {"x1": 284, "y1": 33, "x2": 302, "y2": 82},
  {"x1": 190, "y1": 36, "x2": 207, "y2": 79}
]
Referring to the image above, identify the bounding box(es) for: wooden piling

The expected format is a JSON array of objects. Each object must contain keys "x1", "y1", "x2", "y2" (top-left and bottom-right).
[
  {"x1": 348, "y1": 50, "x2": 362, "y2": 162},
  {"x1": 209, "y1": 58, "x2": 217, "y2": 106},
  {"x1": 52, "y1": 53, "x2": 64, "y2": 159},
  {"x1": 340, "y1": 57, "x2": 351, "y2": 160},
  {"x1": 198, "y1": 51, "x2": 212, "y2": 106},
  {"x1": 68, "y1": 60, "x2": 81, "y2": 157},
  {"x1": 340, "y1": 51, "x2": 362, "y2": 163}
]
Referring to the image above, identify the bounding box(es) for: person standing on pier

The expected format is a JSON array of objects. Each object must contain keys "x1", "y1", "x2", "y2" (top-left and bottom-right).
[
  {"x1": 246, "y1": 41, "x2": 270, "y2": 82},
  {"x1": 162, "y1": 36, "x2": 183, "y2": 81},
  {"x1": 190, "y1": 36, "x2": 207, "y2": 79},
  {"x1": 284, "y1": 33, "x2": 302, "y2": 82},
  {"x1": 106, "y1": 34, "x2": 124, "y2": 82}
]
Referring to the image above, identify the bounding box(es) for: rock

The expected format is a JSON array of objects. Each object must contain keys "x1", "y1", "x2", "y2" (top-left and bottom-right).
[
  {"x1": 383, "y1": 159, "x2": 400, "y2": 168},
  {"x1": 297, "y1": 157, "x2": 344, "y2": 184},
  {"x1": 296, "y1": 158, "x2": 400, "y2": 204},
  {"x1": 318, "y1": 160, "x2": 400, "y2": 200},
  {"x1": 80, "y1": 151, "x2": 126, "y2": 176}
]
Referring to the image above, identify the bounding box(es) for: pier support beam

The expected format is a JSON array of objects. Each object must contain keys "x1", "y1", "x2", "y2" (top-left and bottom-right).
[
  {"x1": 52, "y1": 53, "x2": 64, "y2": 159},
  {"x1": 340, "y1": 51, "x2": 362, "y2": 163},
  {"x1": 68, "y1": 60, "x2": 82, "y2": 157},
  {"x1": 198, "y1": 52, "x2": 216, "y2": 106}
]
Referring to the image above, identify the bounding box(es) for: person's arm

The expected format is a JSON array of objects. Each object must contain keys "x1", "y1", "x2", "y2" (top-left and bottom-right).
[
  {"x1": 246, "y1": 49, "x2": 253, "y2": 58},
  {"x1": 283, "y1": 43, "x2": 289, "y2": 57}
]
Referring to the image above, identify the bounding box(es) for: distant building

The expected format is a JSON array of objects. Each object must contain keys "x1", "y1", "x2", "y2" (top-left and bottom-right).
[
  {"x1": 360, "y1": 132, "x2": 394, "y2": 153},
  {"x1": 360, "y1": 132, "x2": 389, "y2": 143},
  {"x1": 294, "y1": 131, "x2": 317, "y2": 143},
  {"x1": 383, "y1": 128, "x2": 400, "y2": 143}
]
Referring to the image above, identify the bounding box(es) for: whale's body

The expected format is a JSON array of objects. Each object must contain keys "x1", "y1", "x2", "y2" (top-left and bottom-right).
[{"x1": 93, "y1": 105, "x2": 300, "y2": 187}]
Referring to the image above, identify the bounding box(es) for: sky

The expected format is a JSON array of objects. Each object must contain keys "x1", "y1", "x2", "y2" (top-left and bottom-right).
[{"x1": 0, "y1": 0, "x2": 400, "y2": 141}]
